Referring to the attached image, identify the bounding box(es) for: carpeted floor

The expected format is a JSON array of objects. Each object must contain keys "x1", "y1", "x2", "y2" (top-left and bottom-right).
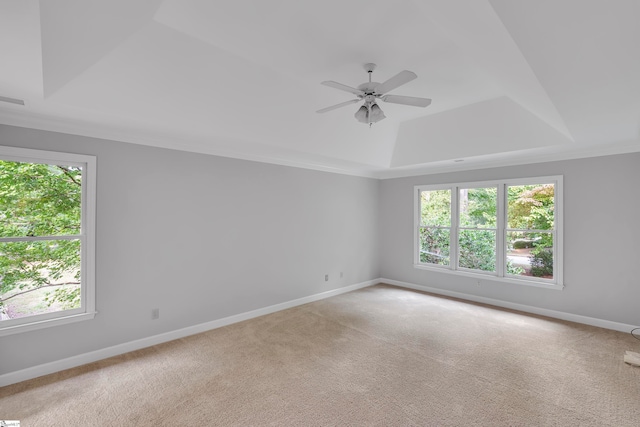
[{"x1": 2, "y1": 284, "x2": 639, "y2": 426}]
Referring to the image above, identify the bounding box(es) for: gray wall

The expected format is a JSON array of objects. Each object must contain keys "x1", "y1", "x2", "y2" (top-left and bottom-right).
[
  {"x1": 379, "y1": 153, "x2": 640, "y2": 326},
  {"x1": 2, "y1": 121, "x2": 639, "y2": 377},
  {"x1": 0, "y1": 124, "x2": 380, "y2": 374}
]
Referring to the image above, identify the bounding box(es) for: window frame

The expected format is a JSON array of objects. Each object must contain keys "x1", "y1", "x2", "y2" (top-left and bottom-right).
[
  {"x1": 0, "y1": 146, "x2": 96, "y2": 336},
  {"x1": 414, "y1": 176, "x2": 563, "y2": 290},
  {"x1": 456, "y1": 185, "x2": 499, "y2": 275},
  {"x1": 418, "y1": 188, "x2": 452, "y2": 267}
]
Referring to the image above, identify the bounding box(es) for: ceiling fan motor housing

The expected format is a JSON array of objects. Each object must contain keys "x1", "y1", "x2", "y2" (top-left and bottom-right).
[{"x1": 357, "y1": 83, "x2": 381, "y2": 96}]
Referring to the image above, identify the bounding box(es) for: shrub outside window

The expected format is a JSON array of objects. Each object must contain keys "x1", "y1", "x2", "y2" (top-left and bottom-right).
[
  {"x1": 415, "y1": 176, "x2": 562, "y2": 289},
  {"x1": 0, "y1": 146, "x2": 96, "y2": 336}
]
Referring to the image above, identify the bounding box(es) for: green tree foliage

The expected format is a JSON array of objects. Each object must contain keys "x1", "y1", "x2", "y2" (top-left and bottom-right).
[
  {"x1": 419, "y1": 228, "x2": 450, "y2": 265},
  {"x1": 420, "y1": 190, "x2": 451, "y2": 265},
  {"x1": 458, "y1": 229, "x2": 495, "y2": 271},
  {"x1": 508, "y1": 184, "x2": 554, "y2": 231},
  {"x1": 0, "y1": 160, "x2": 82, "y2": 313},
  {"x1": 508, "y1": 184, "x2": 555, "y2": 277},
  {"x1": 459, "y1": 187, "x2": 497, "y2": 228},
  {"x1": 458, "y1": 188, "x2": 496, "y2": 271},
  {"x1": 420, "y1": 189, "x2": 451, "y2": 226}
]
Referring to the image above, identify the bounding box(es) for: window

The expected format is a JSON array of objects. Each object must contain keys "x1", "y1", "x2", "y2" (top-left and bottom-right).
[
  {"x1": 415, "y1": 176, "x2": 562, "y2": 289},
  {"x1": 0, "y1": 146, "x2": 96, "y2": 335},
  {"x1": 458, "y1": 186, "x2": 497, "y2": 273},
  {"x1": 418, "y1": 189, "x2": 451, "y2": 265}
]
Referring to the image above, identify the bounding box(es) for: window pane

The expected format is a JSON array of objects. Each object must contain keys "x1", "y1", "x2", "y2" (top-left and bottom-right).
[
  {"x1": 419, "y1": 227, "x2": 450, "y2": 265},
  {"x1": 459, "y1": 187, "x2": 497, "y2": 228},
  {"x1": 507, "y1": 184, "x2": 554, "y2": 230},
  {"x1": 0, "y1": 160, "x2": 82, "y2": 237},
  {"x1": 0, "y1": 239, "x2": 81, "y2": 320},
  {"x1": 506, "y1": 231, "x2": 553, "y2": 279},
  {"x1": 420, "y1": 189, "x2": 451, "y2": 227},
  {"x1": 458, "y1": 229, "x2": 496, "y2": 272}
]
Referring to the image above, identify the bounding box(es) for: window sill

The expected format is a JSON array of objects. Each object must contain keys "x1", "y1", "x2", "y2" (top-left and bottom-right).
[
  {"x1": 413, "y1": 264, "x2": 564, "y2": 290},
  {"x1": 0, "y1": 311, "x2": 97, "y2": 337}
]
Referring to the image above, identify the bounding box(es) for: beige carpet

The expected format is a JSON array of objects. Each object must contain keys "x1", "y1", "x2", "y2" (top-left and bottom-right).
[{"x1": 2, "y1": 284, "x2": 639, "y2": 426}]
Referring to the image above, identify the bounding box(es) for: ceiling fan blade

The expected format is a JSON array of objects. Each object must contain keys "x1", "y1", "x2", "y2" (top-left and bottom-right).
[
  {"x1": 321, "y1": 81, "x2": 364, "y2": 96},
  {"x1": 381, "y1": 94, "x2": 432, "y2": 108},
  {"x1": 375, "y1": 70, "x2": 417, "y2": 95},
  {"x1": 316, "y1": 98, "x2": 361, "y2": 114}
]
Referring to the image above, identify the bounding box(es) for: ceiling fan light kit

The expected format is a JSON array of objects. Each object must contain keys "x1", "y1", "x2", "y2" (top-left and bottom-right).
[
  {"x1": 354, "y1": 105, "x2": 369, "y2": 123},
  {"x1": 354, "y1": 101, "x2": 386, "y2": 124},
  {"x1": 317, "y1": 63, "x2": 431, "y2": 125}
]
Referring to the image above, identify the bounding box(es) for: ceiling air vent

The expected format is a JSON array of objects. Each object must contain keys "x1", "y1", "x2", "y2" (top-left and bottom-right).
[{"x1": 0, "y1": 95, "x2": 25, "y2": 106}]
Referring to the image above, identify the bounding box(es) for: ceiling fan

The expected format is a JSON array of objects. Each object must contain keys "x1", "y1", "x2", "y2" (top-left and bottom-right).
[{"x1": 316, "y1": 63, "x2": 431, "y2": 125}]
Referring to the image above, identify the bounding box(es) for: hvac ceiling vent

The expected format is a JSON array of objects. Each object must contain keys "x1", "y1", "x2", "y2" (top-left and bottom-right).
[{"x1": 0, "y1": 95, "x2": 26, "y2": 106}]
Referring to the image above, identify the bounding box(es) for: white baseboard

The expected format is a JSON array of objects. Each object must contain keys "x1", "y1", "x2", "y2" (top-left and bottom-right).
[
  {"x1": 381, "y1": 278, "x2": 639, "y2": 334},
  {"x1": 4, "y1": 277, "x2": 636, "y2": 387},
  {"x1": 0, "y1": 279, "x2": 376, "y2": 387}
]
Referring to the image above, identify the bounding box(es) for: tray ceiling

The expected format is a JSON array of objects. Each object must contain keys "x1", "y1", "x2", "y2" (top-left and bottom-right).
[{"x1": 1, "y1": 0, "x2": 639, "y2": 177}]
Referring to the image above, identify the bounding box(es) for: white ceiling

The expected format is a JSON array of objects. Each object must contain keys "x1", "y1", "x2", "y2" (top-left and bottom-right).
[{"x1": 1, "y1": 0, "x2": 639, "y2": 178}]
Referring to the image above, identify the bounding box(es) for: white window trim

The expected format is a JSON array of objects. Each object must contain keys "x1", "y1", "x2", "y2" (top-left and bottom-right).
[
  {"x1": 414, "y1": 176, "x2": 563, "y2": 290},
  {"x1": 0, "y1": 146, "x2": 96, "y2": 336}
]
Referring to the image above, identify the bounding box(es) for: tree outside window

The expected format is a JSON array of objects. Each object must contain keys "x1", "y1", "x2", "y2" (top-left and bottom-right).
[
  {"x1": 0, "y1": 147, "x2": 95, "y2": 335},
  {"x1": 458, "y1": 187, "x2": 497, "y2": 273},
  {"x1": 507, "y1": 184, "x2": 555, "y2": 279},
  {"x1": 418, "y1": 189, "x2": 451, "y2": 266}
]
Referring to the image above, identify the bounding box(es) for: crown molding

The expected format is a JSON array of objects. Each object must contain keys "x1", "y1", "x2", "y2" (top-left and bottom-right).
[{"x1": 2, "y1": 110, "x2": 638, "y2": 181}]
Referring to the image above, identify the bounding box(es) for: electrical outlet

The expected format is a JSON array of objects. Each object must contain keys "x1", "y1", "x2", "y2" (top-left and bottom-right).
[
  {"x1": 152, "y1": 308, "x2": 160, "y2": 320},
  {"x1": 325, "y1": 274, "x2": 329, "y2": 282}
]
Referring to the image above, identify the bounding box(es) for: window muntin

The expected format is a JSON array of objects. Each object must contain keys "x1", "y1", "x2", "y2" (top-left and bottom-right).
[
  {"x1": 0, "y1": 147, "x2": 95, "y2": 335},
  {"x1": 415, "y1": 177, "x2": 562, "y2": 288}
]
